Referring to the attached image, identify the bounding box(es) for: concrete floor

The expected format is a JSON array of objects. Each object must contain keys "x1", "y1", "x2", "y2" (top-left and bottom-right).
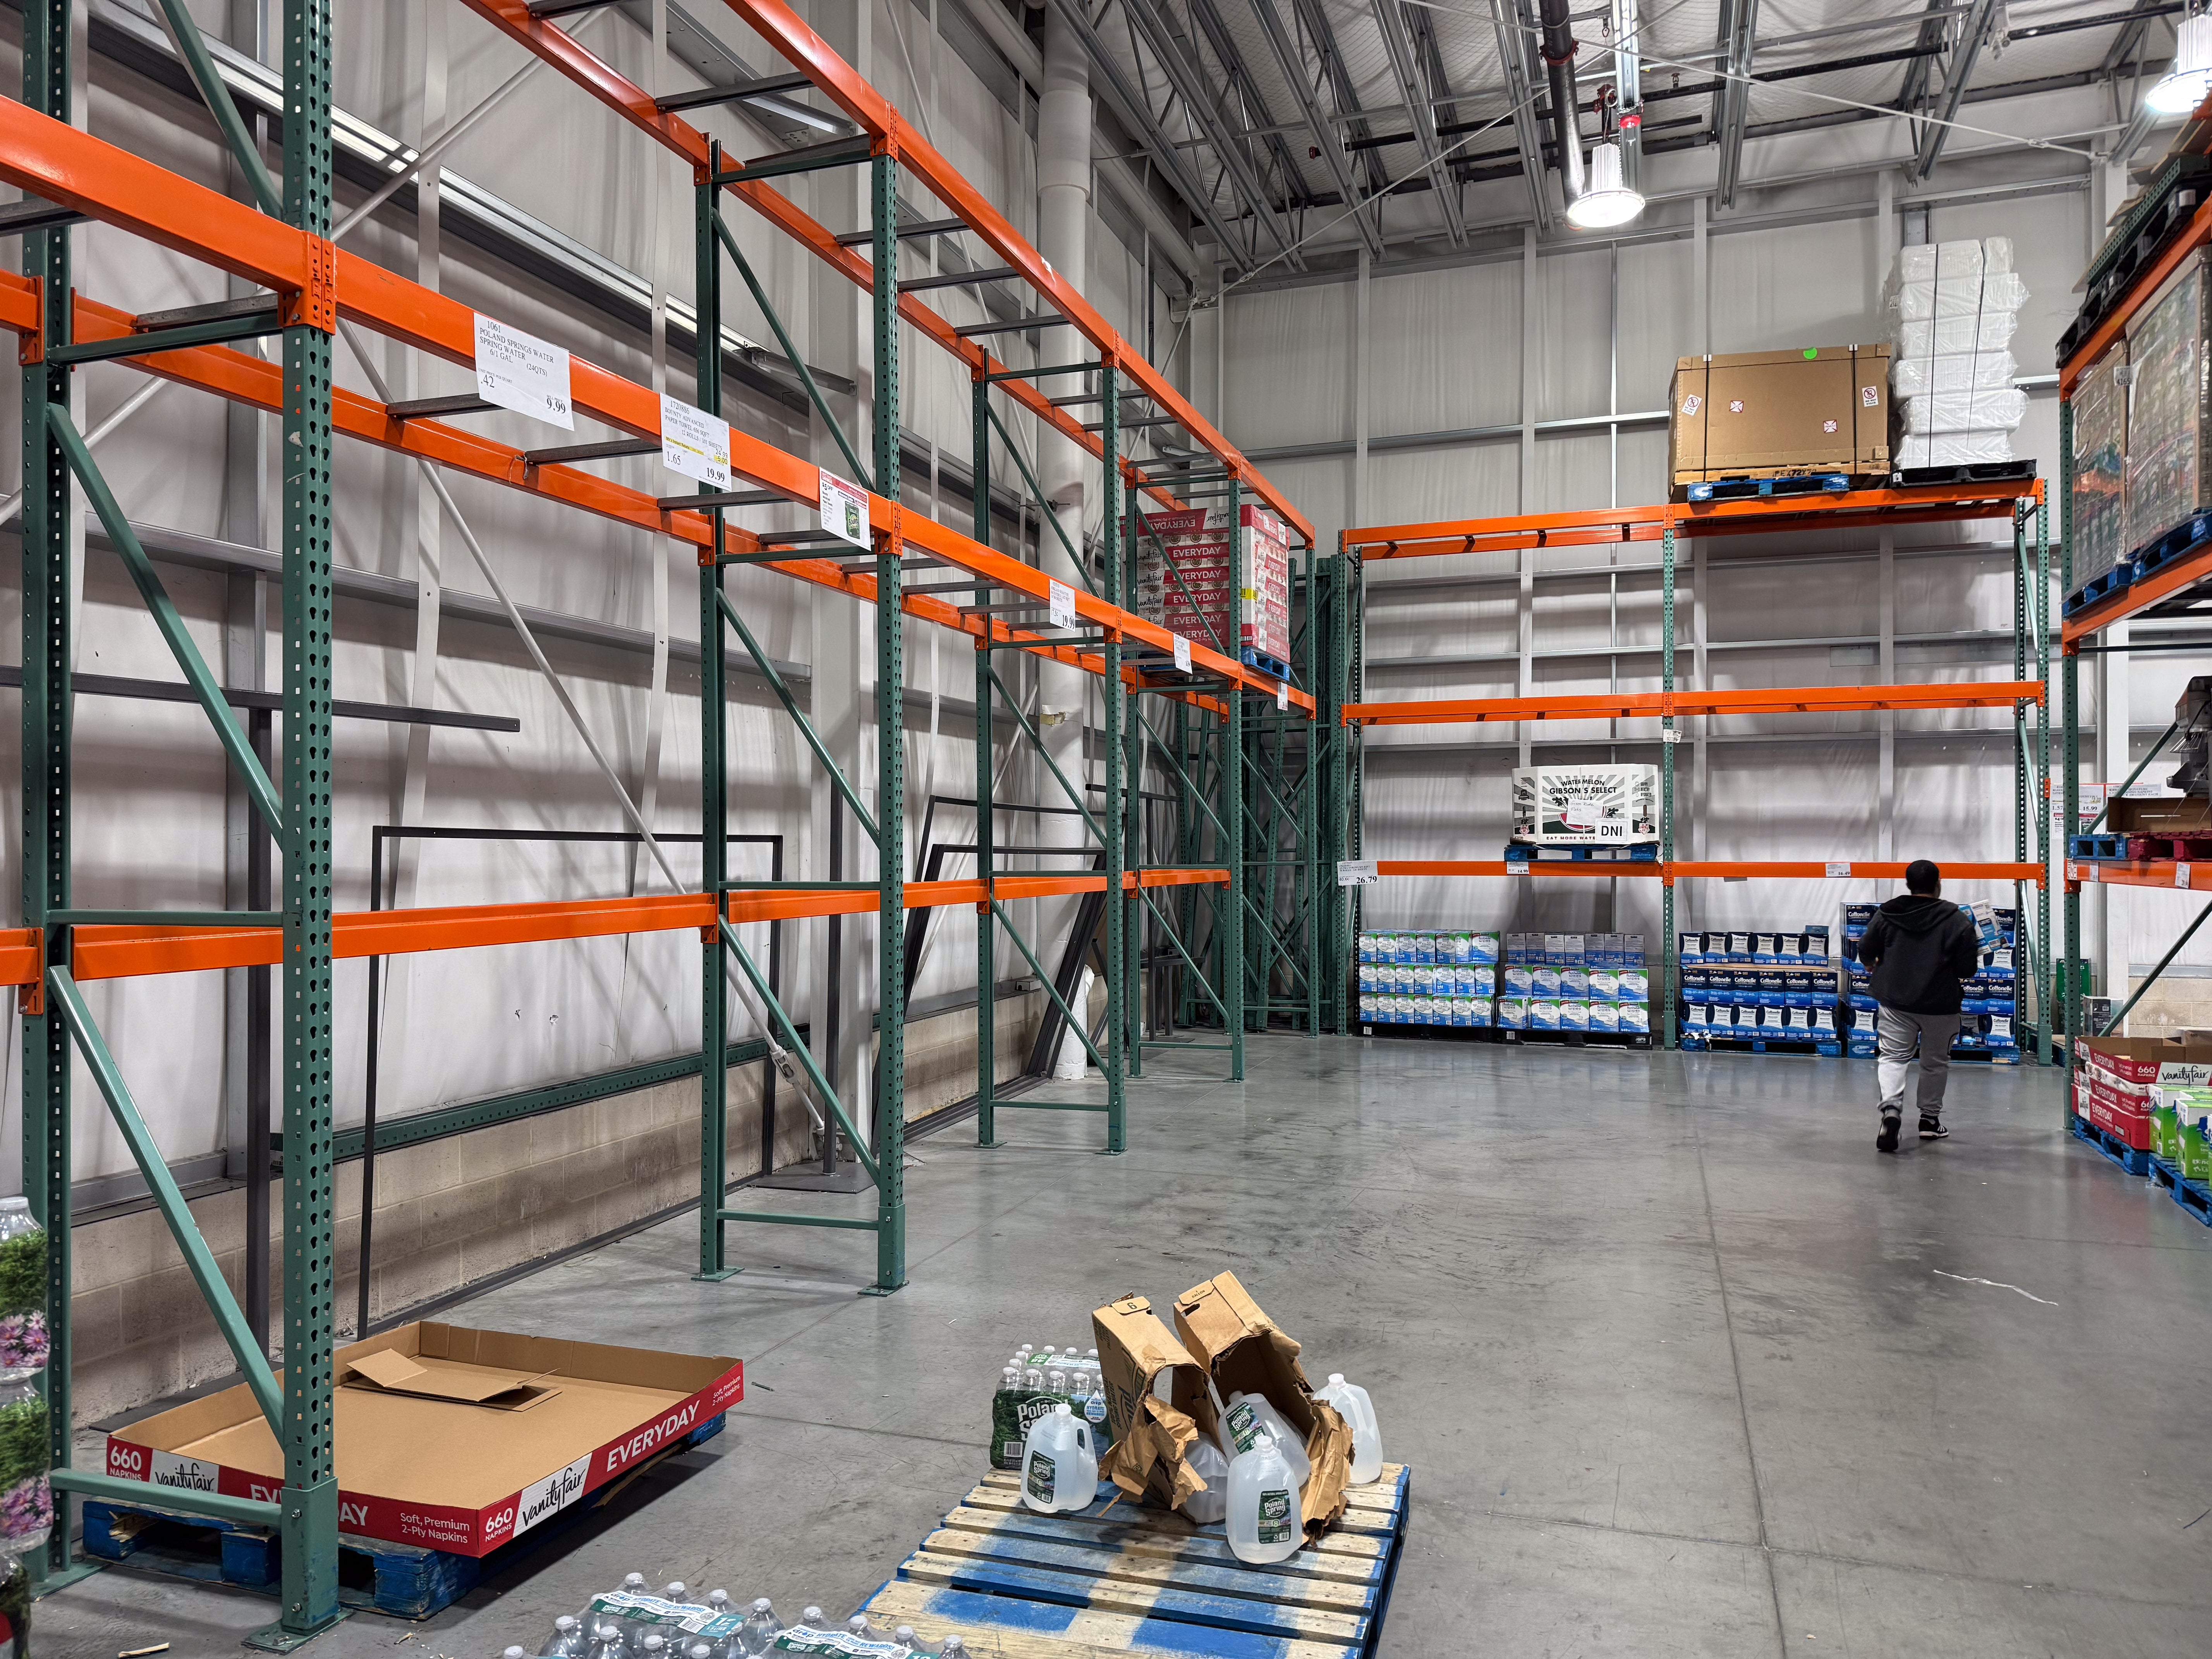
[{"x1": 31, "y1": 1032, "x2": 2212, "y2": 1657}]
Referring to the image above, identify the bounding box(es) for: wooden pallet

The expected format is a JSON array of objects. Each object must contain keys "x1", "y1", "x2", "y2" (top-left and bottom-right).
[
  {"x1": 865, "y1": 1463, "x2": 1410, "y2": 1659},
  {"x1": 2070, "y1": 1114, "x2": 2153, "y2": 1177}
]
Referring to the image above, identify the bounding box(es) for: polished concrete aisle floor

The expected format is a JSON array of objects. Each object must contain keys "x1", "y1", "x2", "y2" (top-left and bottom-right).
[{"x1": 36, "y1": 1034, "x2": 2212, "y2": 1656}]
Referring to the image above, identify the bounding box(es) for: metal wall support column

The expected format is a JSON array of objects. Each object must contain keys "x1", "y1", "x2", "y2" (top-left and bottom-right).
[
  {"x1": 1228, "y1": 478, "x2": 1247, "y2": 1074},
  {"x1": 19, "y1": 0, "x2": 76, "y2": 1591},
  {"x1": 1101, "y1": 366, "x2": 1126, "y2": 1152},
  {"x1": 269, "y1": 0, "x2": 343, "y2": 1637},
  {"x1": 2061, "y1": 404, "x2": 2081, "y2": 1109},
  {"x1": 696, "y1": 155, "x2": 735, "y2": 1282},
  {"x1": 870, "y1": 148, "x2": 908, "y2": 1293},
  {"x1": 1661, "y1": 520, "x2": 1677, "y2": 1051},
  {"x1": 973, "y1": 373, "x2": 999, "y2": 1147}
]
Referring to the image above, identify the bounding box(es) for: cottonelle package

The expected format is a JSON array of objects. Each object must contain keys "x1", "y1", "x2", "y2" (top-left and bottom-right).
[
  {"x1": 1092, "y1": 1294, "x2": 1216, "y2": 1515},
  {"x1": 1172, "y1": 1272, "x2": 1353, "y2": 1536}
]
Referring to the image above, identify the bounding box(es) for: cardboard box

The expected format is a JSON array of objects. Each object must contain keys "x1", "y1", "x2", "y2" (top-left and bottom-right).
[
  {"x1": 1511, "y1": 765, "x2": 1658, "y2": 845},
  {"x1": 1171, "y1": 1273, "x2": 1352, "y2": 1535},
  {"x1": 1091, "y1": 1294, "x2": 1214, "y2": 1514},
  {"x1": 1667, "y1": 345, "x2": 1891, "y2": 487},
  {"x1": 104, "y1": 1322, "x2": 742, "y2": 1556},
  {"x1": 2081, "y1": 1035, "x2": 2212, "y2": 1086}
]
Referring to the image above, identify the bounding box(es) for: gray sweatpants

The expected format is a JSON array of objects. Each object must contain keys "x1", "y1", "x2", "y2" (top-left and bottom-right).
[{"x1": 1876, "y1": 1003, "x2": 1960, "y2": 1119}]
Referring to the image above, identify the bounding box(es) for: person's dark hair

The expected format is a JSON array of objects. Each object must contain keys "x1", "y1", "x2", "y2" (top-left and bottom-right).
[{"x1": 1905, "y1": 859, "x2": 1941, "y2": 895}]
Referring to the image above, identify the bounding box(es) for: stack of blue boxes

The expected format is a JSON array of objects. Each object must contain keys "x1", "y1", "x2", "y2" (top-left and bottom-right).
[
  {"x1": 1677, "y1": 927, "x2": 1839, "y2": 1049},
  {"x1": 1839, "y1": 901, "x2": 2018, "y2": 1056},
  {"x1": 1494, "y1": 932, "x2": 1652, "y2": 1037},
  {"x1": 1355, "y1": 929, "x2": 1501, "y2": 1027}
]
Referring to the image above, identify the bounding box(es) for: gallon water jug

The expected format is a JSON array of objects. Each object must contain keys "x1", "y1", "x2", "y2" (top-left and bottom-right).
[
  {"x1": 1020, "y1": 1401, "x2": 1097, "y2": 1513},
  {"x1": 1315, "y1": 1372, "x2": 1383, "y2": 1484},
  {"x1": 1225, "y1": 1432, "x2": 1303, "y2": 1565},
  {"x1": 1182, "y1": 1434, "x2": 1229, "y2": 1525},
  {"x1": 1217, "y1": 1390, "x2": 1311, "y2": 1489}
]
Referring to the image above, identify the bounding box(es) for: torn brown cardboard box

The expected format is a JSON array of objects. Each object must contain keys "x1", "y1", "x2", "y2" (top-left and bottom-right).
[
  {"x1": 1172, "y1": 1272, "x2": 1353, "y2": 1535},
  {"x1": 1091, "y1": 1294, "x2": 1215, "y2": 1515},
  {"x1": 103, "y1": 1322, "x2": 742, "y2": 1556},
  {"x1": 1668, "y1": 346, "x2": 1890, "y2": 489}
]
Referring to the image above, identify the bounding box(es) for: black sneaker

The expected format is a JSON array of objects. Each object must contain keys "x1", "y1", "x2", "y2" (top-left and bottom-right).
[
  {"x1": 1877, "y1": 1115, "x2": 1901, "y2": 1153},
  {"x1": 1919, "y1": 1115, "x2": 1950, "y2": 1141}
]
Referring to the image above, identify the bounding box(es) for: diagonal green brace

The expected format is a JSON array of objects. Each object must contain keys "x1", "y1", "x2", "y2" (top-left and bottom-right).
[
  {"x1": 718, "y1": 919, "x2": 880, "y2": 1185},
  {"x1": 985, "y1": 402, "x2": 1096, "y2": 594},
  {"x1": 717, "y1": 588, "x2": 879, "y2": 844},
  {"x1": 992, "y1": 899, "x2": 1108, "y2": 1072},
  {"x1": 713, "y1": 211, "x2": 873, "y2": 494},
  {"x1": 49, "y1": 407, "x2": 286, "y2": 841},
  {"x1": 48, "y1": 965, "x2": 284, "y2": 1433},
  {"x1": 155, "y1": 0, "x2": 283, "y2": 216},
  {"x1": 986, "y1": 663, "x2": 1108, "y2": 843}
]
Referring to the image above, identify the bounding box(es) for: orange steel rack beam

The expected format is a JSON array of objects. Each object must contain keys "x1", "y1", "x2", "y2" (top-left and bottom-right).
[
  {"x1": 2060, "y1": 537, "x2": 2212, "y2": 643},
  {"x1": 1342, "y1": 681, "x2": 2046, "y2": 727},
  {"x1": 2066, "y1": 860, "x2": 2207, "y2": 893},
  {"x1": 450, "y1": 0, "x2": 1312, "y2": 544},
  {"x1": 1374, "y1": 861, "x2": 2043, "y2": 883},
  {"x1": 0, "y1": 101, "x2": 1310, "y2": 714},
  {"x1": 32, "y1": 869, "x2": 1228, "y2": 986},
  {"x1": 1340, "y1": 480, "x2": 2040, "y2": 560}
]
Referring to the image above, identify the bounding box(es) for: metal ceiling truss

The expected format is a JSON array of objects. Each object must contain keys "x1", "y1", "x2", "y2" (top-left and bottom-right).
[
  {"x1": 1249, "y1": 0, "x2": 1385, "y2": 255},
  {"x1": 1293, "y1": 0, "x2": 1392, "y2": 200},
  {"x1": 1183, "y1": 0, "x2": 1318, "y2": 217},
  {"x1": 1712, "y1": 0, "x2": 1759, "y2": 207},
  {"x1": 1908, "y1": 0, "x2": 2002, "y2": 180},
  {"x1": 1492, "y1": 0, "x2": 1555, "y2": 229},
  {"x1": 1115, "y1": 0, "x2": 1308, "y2": 266},
  {"x1": 1370, "y1": 0, "x2": 1468, "y2": 244}
]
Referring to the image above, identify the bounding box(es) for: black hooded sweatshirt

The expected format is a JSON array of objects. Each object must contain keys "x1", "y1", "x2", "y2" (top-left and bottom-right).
[{"x1": 1857, "y1": 894, "x2": 1981, "y2": 1015}]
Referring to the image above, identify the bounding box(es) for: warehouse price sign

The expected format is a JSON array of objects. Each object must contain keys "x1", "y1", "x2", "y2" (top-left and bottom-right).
[
  {"x1": 819, "y1": 472, "x2": 869, "y2": 548},
  {"x1": 1336, "y1": 860, "x2": 1379, "y2": 886},
  {"x1": 660, "y1": 395, "x2": 731, "y2": 489},
  {"x1": 474, "y1": 314, "x2": 574, "y2": 429}
]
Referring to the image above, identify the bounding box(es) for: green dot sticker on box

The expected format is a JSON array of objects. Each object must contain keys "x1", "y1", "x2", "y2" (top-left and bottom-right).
[
  {"x1": 1027, "y1": 1452, "x2": 1056, "y2": 1502},
  {"x1": 1802, "y1": 348, "x2": 1818, "y2": 359},
  {"x1": 1257, "y1": 1489, "x2": 1294, "y2": 1544}
]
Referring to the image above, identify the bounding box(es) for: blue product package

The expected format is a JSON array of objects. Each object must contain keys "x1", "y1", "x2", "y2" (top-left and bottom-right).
[
  {"x1": 1560, "y1": 1000, "x2": 1590, "y2": 1032},
  {"x1": 1812, "y1": 1005, "x2": 1836, "y2": 1035},
  {"x1": 1756, "y1": 970, "x2": 1786, "y2": 1008},
  {"x1": 1751, "y1": 933, "x2": 1778, "y2": 964},
  {"x1": 1986, "y1": 1012, "x2": 2016, "y2": 1047},
  {"x1": 1530, "y1": 999, "x2": 1561, "y2": 1032},
  {"x1": 1728, "y1": 932, "x2": 1753, "y2": 963},
  {"x1": 1618, "y1": 969, "x2": 1649, "y2": 1003},
  {"x1": 1684, "y1": 1004, "x2": 1710, "y2": 1034},
  {"x1": 1472, "y1": 931, "x2": 1501, "y2": 965},
  {"x1": 1415, "y1": 933, "x2": 1437, "y2": 965},
  {"x1": 1498, "y1": 997, "x2": 1528, "y2": 1029},
  {"x1": 1532, "y1": 967, "x2": 1562, "y2": 998},
  {"x1": 1503, "y1": 965, "x2": 1534, "y2": 997},
  {"x1": 1620, "y1": 1002, "x2": 1650, "y2": 1034},
  {"x1": 1588, "y1": 968, "x2": 1619, "y2": 1003},
  {"x1": 1589, "y1": 1001, "x2": 1620, "y2": 1033},
  {"x1": 1682, "y1": 969, "x2": 1707, "y2": 1004},
  {"x1": 1679, "y1": 931, "x2": 1705, "y2": 965},
  {"x1": 1474, "y1": 966, "x2": 1497, "y2": 998},
  {"x1": 1561, "y1": 967, "x2": 1590, "y2": 999}
]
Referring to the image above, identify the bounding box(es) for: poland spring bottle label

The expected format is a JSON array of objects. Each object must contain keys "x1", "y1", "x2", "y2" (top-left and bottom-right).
[
  {"x1": 1027, "y1": 1451, "x2": 1055, "y2": 1503},
  {"x1": 1226, "y1": 1399, "x2": 1262, "y2": 1453},
  {"x1": 1257, "y1": 1488, "x2": 1295, "y2": 1545}
]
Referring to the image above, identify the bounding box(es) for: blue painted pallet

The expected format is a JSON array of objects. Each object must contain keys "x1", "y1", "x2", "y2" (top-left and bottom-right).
[
  {"x1": 1241, "y1": 649, "x2": 1295, "y2": 684},
  {"x1": 2069, "y1": 834, "x2": 2129, "y2": 860},
  {"x1": 1503, "y1": 843, "x2": 1660, "y2": 862},
  {"x1": 82, "y1": 1413, "x2": 726, "y2": 1620},
  {"x1": 2064, "y1": 564, "x2": 2131, "y2": 617},
  {"x1": 2150, "y1": 1157, "x2": 2212, "y2": 1226},
  {"x1": 1680, "y1": 1035, "x2": 1841, "y2": 1056},
  {"x1": 2070, "y1": 1114, "x2": 2153, "y2": 1177},
  {"x1": 2128, "y1": 510, "x2": 2212, "y2": 582},
  {"x1": 867, "y1": 1464, "x2": 1410, "y2": 1659},
  {"x1": 1683, "y1": 472, "x2": 1848, "y2": 503}
]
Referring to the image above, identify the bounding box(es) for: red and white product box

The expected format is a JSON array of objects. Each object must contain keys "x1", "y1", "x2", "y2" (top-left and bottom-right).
[
  {"x1": 1140, "y1": 506, "x2": 1293, "y2": 665},
  {"x1": 102, "y1": 1322, "x2": 743, "y2": 1557}
]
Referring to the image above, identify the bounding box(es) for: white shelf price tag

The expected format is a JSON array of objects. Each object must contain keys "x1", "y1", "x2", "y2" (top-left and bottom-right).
[
  {"x1": 1336, "y1": 859, "x2": 1379, "y2": 887},
  {"x1": 1172, "y1": 634, "x2": 1191, "y2": 674},
  {"x1": 2181, "y1": 863, "x2": 2193, "y2": 890},
  {"x1": 1277, "y1": 679, "x2": 1290, "y2": 711},
  {"x1": 659, "y1": 395, "x2": 730, "y2": 489},
  {"x1": 818, "y1": 472, "x2": 869, "y2": 548},
  {"x1": 1825, "y1": 862, "x2": 1851, "y2": 879},
  {"x1": 474, "y1": 314, "x2": 574, "y2": 429},
  {"x1": 1505, "y1": 856, "x2": 1530, "y2": 876},
  {"x1": 1049, "y1": 579, "x2": 1076, "y2": 629}
]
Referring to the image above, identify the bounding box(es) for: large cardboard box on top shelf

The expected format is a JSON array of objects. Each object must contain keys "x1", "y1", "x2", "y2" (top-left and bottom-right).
[
  {"x1": 1667, "y1": 345, "x2": 1890, "y2": 489},
  {"x1": 102, "y1": 1322, "x2": 742, "y2": 1556},
  {"x1": 1171, "y1": 1271, "x2": 1353, "y2": 1536}
]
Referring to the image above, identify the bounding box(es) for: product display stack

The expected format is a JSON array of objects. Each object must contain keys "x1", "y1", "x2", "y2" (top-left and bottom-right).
[
  {"x1": 1678, "y1": 927, "x2": 1840, "y2": 1052},
  {"x1": 1137, "y1": 506, "x2": 1293, "y2": 677},
  {"x1": 1839, "y1": 902, "x2": 2020, "y2": 1059},
  {"x1": 1884, "y1": 239, "x2": 2029, "y2": 471},
  {"x1": 1494, "y1": 933, "x2": 1652, "y2": 1041},
  {"x1": 1355, "y1": 929, "x2": 1499, "y2": 1029}
]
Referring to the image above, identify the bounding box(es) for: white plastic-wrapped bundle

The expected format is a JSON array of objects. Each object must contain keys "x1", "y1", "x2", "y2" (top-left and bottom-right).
[
  {"x1": 1894, "y1": 430, "x2": 2016, "y2": 468},
  {"x1": 1898, "y1": 388, "x2": 2028, "y2": 433},
  {"x1": 1897, "y1": 312, "x2": 2020, "y2": 357},
  {"x1": 1890, "y1": 271, "x2": 2030, "y2": 322},
  {"x1": 1891, "y1": 350, "x2": 2018, "y2": 395}
]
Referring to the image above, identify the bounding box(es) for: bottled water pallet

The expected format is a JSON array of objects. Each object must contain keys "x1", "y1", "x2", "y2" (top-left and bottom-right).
[
  {"x1": 864, "y1": 1464, "x2": 1411, "y2": 1659},
  {"x1": 79, "y1": 1412, "x2": 728, "y2": 1619},
  {"x1": 1681, "y1": 472, "x2": 1848, "y2": 503},
  {"x1": 1680, "y1": 1036, "x2": 1842, "y2": 1057},
  {"x1": 1501, "y1": 843, "x2": 1660, "y2": 862},
  {"x1": 2069, "y1": 1115, "x2": 2152, "y2": 1178},
  {"x1": 2150, "y1": 1158, "x2": 2212, "y2": 1227}
]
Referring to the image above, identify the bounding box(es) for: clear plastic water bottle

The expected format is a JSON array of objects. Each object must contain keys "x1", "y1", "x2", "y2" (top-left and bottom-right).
[
  {"x1": 893, "y1": 1626, "x2": 925, "y2": 1656},
  {"x1": 585, "y1": 1626, "x2": 630, "y2": 1659},
  {"x1": 1046, "y1": 1365, "x2": 1067, "y2": 1393},
  {"x1": 846, "y1": 1615, "x2": 873, "y2": 1642},
  {"x1": 1001, "y1": 1365, "x2": 1020, "y2": 1390},
  {"x1": 1315, "y1": 1373, "x2": 1383, "y2": 1485},
  {"x1": 686, "y1": 1645, "x2": 714, "y2": 1659},
  {"x1": 1226, "y1": 1431, "x2": 1302, "y2": 1565},
  {"x1": 638, "y1": 1639, "x2": 668, "y2": 1659},
  {"x1": 939, "y1": 1639, "x2": 969, "y2": 1659},
  {"x1": 661, "y1": 1582, "x2": 689, "y2": 1602},
  {"x1": 540, "y1": 1615, "x2": 586, "y2": 1657},
  {"x1": 739, "y1": 1599, "x2": 782, "y2": 1655},
  {"x1": 800, "y1": 1607, "x2": 826, "y2": 1633},
  {"x1": 1022, "y1": 1360, "x2": 1046, "y2": 1389},
  {"x1": 505, "y1": 1647, "x2": 530, "y2": 1659},
  {"x1": 703, "y1": 1588, "x2": 732, "y2": 1617}
]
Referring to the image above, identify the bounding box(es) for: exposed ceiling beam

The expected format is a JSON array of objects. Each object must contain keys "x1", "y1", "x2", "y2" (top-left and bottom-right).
[
  {"x1": 1487, "y1": 0, "x2": 1555, "y2": 230},
  {"x1": 1040, "y1": 0, "x2": 1256, "y2": 266},
  {"x1": 1370, "y1": 0, "x2": 1469, "y2": 244},
  {"x1": 1185, "y1": 0, "x2": 1318, "y2": 212},
  {"x1": 1712, "y1": 0, "x2": 1759, "y2": 207},
  {"x1": 1249, "y1": 0, "x2": 1386, "y2": 256},
  {"x1": 1294, "y1": 0, "x2": 1391, "y2": 201},
  {"x1": 1116, "y1": 0, "x2": 1309, "y2": 266},
  {"x1": 1909, "y1": 0, "x2": 2001, "y2": 180}
]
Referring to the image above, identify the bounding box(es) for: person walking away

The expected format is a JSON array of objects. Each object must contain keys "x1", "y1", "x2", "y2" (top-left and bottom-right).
[{"x1": 1856, "y1": 859, "x2": 1980, "y2": 1153}]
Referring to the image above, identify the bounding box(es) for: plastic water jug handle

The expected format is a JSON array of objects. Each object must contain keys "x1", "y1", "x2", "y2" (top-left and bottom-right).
[{"x1": 1076, "y1": 1423, "x2": 1091, "y2": 1453}]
